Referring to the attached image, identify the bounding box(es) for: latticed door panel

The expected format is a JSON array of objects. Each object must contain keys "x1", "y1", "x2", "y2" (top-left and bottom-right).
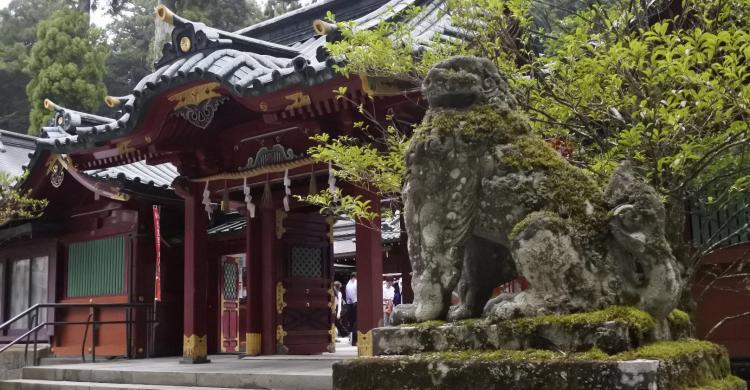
[{"x1": 220, "y1": 257, "x2": 240, "y2": 353}]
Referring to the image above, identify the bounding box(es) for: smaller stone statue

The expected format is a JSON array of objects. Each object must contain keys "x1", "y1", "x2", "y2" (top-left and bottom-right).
[{"x1": 393, "y1": 56, "x2": 682, "y2": 325}]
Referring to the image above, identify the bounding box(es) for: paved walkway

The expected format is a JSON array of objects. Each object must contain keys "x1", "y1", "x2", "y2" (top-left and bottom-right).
[{"x1": 15, "y1": 343, "x2": 357, "y2": 390}]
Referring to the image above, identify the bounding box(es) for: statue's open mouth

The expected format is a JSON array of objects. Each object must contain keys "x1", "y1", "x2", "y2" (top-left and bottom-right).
[{"x1": 427, "y1": 91, "x2": 481, "y2": 109}]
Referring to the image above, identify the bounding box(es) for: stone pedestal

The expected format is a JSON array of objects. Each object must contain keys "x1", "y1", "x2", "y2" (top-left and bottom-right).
[{"x1": 333, "y1": 308, "x2": 746, "y2": 390}]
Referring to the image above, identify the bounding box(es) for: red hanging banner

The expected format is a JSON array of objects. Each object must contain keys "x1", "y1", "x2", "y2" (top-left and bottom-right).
[{"x1": 153, "y1": 205, "x2": 162, "y2": 302}]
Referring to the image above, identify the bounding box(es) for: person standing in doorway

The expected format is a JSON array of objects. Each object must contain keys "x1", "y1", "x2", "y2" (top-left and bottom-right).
[
  {"x1": 333, "y1": 281, "x2": 344, "y2": 340},
  {"x1": 382, "y1": 278, "x2": 395, "y2": 326},
  {"x1": 345, "y1": 273, "x2": 358, "y2": 346}
]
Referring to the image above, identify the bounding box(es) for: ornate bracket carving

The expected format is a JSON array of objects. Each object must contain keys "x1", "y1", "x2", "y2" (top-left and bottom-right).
[
  {"x1": 169, "y1": 82, "x2": 228, "y2": 129},
  {"x1": 285, "y1": 92, "x2": 311, "y2": 110},
  {"x1": 246, "y1": 144, "x2": 297, "y2": 169},
  {"x1": 174, "y1": 96, "x2": 228, "y2": 129},
  {"x1": 276, "y1": 281, "x2": 287, "y2": 314}
]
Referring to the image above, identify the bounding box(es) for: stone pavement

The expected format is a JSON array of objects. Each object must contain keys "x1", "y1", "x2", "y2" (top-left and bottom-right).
[{"x1": 0, "y1": 344, "x2": 357, "y2": 390}]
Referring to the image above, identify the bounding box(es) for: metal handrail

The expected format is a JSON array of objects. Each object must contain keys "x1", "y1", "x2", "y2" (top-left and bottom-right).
[{"x1": 0, "y1": 302, "x2": 156, "y2": 366}]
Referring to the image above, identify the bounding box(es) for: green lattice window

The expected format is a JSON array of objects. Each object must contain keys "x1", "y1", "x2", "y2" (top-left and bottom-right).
[{"x1": 67, "y1": 235, "x2": 125, "y2": 297}]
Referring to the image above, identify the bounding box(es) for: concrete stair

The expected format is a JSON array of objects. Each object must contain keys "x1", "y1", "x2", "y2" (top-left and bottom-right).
[
  {"x1": 0, "y1": 354, "x2": 337, "y2": 390},
  {"x1": 0, "y1": 346, "x2": 51, "y2": 381},
  {"x1": 0, "y1": 379, "x2": 254, "y2": 390}
]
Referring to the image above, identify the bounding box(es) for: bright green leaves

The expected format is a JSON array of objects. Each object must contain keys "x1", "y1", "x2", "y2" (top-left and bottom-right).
[
  {"x1": 26, "y1": 8, "x2": 108, "y2": 135},
  {"x1": 301, "y1": 127, "x2": 408, "y2": 221},
  {"x1": 0, "y1": 171, "x2": 47, "y2": 226}
]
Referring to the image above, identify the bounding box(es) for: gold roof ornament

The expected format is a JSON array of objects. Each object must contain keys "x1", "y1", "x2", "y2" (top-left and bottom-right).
[
  {"x1": 312, "y1": 19, "x2": 336, "y2": 36},
  {"x1": 155, "y1": 4, "x2": 174, "y2": 25},
  {"x1": 43, "y1": 99, "x2": 59, "y2": 112},
  {"x1": 179, "y1": 36, "x2": 192, "y2": 53},
  {"x1": 104, "y1": 96, "x2": 122, "y2": 108}
]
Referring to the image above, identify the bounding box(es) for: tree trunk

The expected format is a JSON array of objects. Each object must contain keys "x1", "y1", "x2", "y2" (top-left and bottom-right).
[{"x1": 78, "y1": 0, "x2": 92, "y2": 13}]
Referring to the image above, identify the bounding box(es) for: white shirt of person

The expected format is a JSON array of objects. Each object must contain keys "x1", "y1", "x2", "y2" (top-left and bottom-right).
[
  {"x1": 383, "y1": 285, "x2": 395, "y2": 301},
  {"x1": 345, "y1": 279, "x2": 357, "y2": 304}
]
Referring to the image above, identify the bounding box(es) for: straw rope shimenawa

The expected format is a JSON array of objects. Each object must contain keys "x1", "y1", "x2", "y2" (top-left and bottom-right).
[{"x1": 189, "y1": 158, "x2": 315, "y2": 183}]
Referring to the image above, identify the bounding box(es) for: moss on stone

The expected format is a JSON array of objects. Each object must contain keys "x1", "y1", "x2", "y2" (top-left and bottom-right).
[
  {"x1": 498, "y1": 305, "x2": 657, "y2": 337},
  {"x1": 669, "y1": 309, "x2": 691, "y2": 327},
  {"x1": 412, "y1": 103, "x2": 531, "y2": 146},
  {"x1": 612, "y1": 340, "x2": 721, "y2": 361},
  {"x1": 688, "y1": 376, "x2": 747, "y2": 390},
  {"x1": 405, "y1": 320, "x2": 447, "y2": 329},
  {"x1": 418, "y1": 346, "x2": 610, "y2": 362},
  {"x1": 509, "y1": 210, "x2": 567, "y2": 239},
  {"x1": 412, "y1": 340, "x2": 723, "y2": 364}
]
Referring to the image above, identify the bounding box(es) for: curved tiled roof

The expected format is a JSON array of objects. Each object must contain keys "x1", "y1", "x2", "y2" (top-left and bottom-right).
[
  {"x1": 85, "y1": 161, "x2": 179, "y2": 189},
  {"x1": 0, "y1": 130, "x2": 36, "y2": 177},
  {"x1": 36, "y1": 0, "x2": 453, "y2": 154}
]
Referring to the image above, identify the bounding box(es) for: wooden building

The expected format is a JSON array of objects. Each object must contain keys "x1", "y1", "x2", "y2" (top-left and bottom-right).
[{"x1": 1, "y1": 0, "x2": 447, "y2": 362}]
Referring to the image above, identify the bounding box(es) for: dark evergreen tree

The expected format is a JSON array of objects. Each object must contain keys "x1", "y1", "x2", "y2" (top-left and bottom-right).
[
  {"x1": 263, "y1": 0, "x2": 302, "y2": 19},
  {"x1": 26, "y1": 9, "x2": 108, "y2": 135},
  {"x1": 106, "y1": 0, "x2": 155, "y2": 97},
  {"x1": 0, "y1": 0, "x2": 68, "y2": 133}
]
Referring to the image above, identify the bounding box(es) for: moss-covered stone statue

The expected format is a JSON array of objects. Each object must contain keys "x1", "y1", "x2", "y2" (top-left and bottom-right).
[{"x1": 393, "y1": 56, "x2": 683, "y2": 324}]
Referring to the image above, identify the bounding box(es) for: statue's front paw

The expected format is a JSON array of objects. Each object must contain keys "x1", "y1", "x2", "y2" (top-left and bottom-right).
[
  {"x1": 447, "y1": 304, "x2": 472, "y2": 322},
  {"x1": 391, "y1": 304, "x2": 417, "y2": 325}
]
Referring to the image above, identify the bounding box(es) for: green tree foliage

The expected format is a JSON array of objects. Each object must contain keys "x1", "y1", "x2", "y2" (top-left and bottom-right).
[
  {"x1": 0, "y1": 172, "x2": 46, "y2": 227},
  {"x1": 176, "y1": 0, "x2": 264, "y2": 31},
  {"x1": 311, "y1": 0, "x2": 750, "y2": 270},
  {"x1": 0, "y1": 0, "x2": 68, "y2": 133},
  {"x1": 263, "y1": 0, "x2": 302, "y2": 19},
  {"x1": 106, "y1": 0, "x2": 155, "y2": 97},
  {"x1": 26, "y1": 8, "x2": 108, "y2": 135}
]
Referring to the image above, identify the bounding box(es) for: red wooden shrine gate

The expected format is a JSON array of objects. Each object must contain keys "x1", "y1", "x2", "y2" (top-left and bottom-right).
[{"x1": 277, "y1": 212, "x2": 335, "y2": 354}]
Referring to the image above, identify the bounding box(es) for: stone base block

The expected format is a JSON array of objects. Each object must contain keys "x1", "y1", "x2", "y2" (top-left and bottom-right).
[
  {"x1": 334, "y1": 340, "x2": 746, "y2": 390},
  {"x1": 374, "y1": 307, "x2": 692, "y2": 356}
]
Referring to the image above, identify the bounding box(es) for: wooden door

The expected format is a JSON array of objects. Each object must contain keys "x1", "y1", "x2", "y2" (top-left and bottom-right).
[
  {"x1": 277, "y1": 213, "x2": 334, "y2": 354},
  {"x1": 219, "y1": 256, "x2": 241, "y2": 353}
]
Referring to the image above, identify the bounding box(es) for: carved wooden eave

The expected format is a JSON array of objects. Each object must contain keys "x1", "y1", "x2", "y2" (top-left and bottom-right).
[
  {"x1": 45, "y1": 154, "x2": 129, "y2": 201},
  {"x1": 190, "y1": 157, "x2": 314, "y2": 183}
]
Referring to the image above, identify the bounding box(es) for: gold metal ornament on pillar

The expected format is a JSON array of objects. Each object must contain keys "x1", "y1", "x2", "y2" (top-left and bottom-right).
[
  {"x1": 357, "y1": 330, "x2": 373, "y2": 357},
  {"x1": 245, "y1": 333, "x2": 261, "y2": 356},
  {"x1": 182, "y1": 334, "x2": 208, "y2": 360}
]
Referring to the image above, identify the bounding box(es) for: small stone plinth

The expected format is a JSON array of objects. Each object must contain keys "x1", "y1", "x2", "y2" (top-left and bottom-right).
[
  {"x1": 375, "y1": 307, "x2": 690, "y2": 356},
  {"x1": 333, "y1": 340, "x2": 746, "y2": 390}
]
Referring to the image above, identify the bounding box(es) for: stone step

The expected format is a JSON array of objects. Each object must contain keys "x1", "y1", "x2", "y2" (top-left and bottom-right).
[
  {"x1": 19, "y1": 358, "x2": 333, "y2": 390},
  {"x1": 0, "y1": 379, "x2": 259, "y2": 390}
]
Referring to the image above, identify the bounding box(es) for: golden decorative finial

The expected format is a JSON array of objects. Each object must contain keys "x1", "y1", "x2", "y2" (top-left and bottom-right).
[
  {"x1": 104, "y1": 96, "x2": 121, "y2": 108},
  {"x1": 155, "y1": 4, "x2": 174, "y2": 25},
  {"x1": 312, "y1": 19, "x2": 335, "y2": 36},
  {"x1": 43, "y1": 99, "x2": 59, "y2": 112}
]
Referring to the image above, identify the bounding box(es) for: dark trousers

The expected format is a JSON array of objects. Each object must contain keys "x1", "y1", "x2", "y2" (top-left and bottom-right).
[{"x1": 344, "y1": 303, "x2": 357, "y2": 346}]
